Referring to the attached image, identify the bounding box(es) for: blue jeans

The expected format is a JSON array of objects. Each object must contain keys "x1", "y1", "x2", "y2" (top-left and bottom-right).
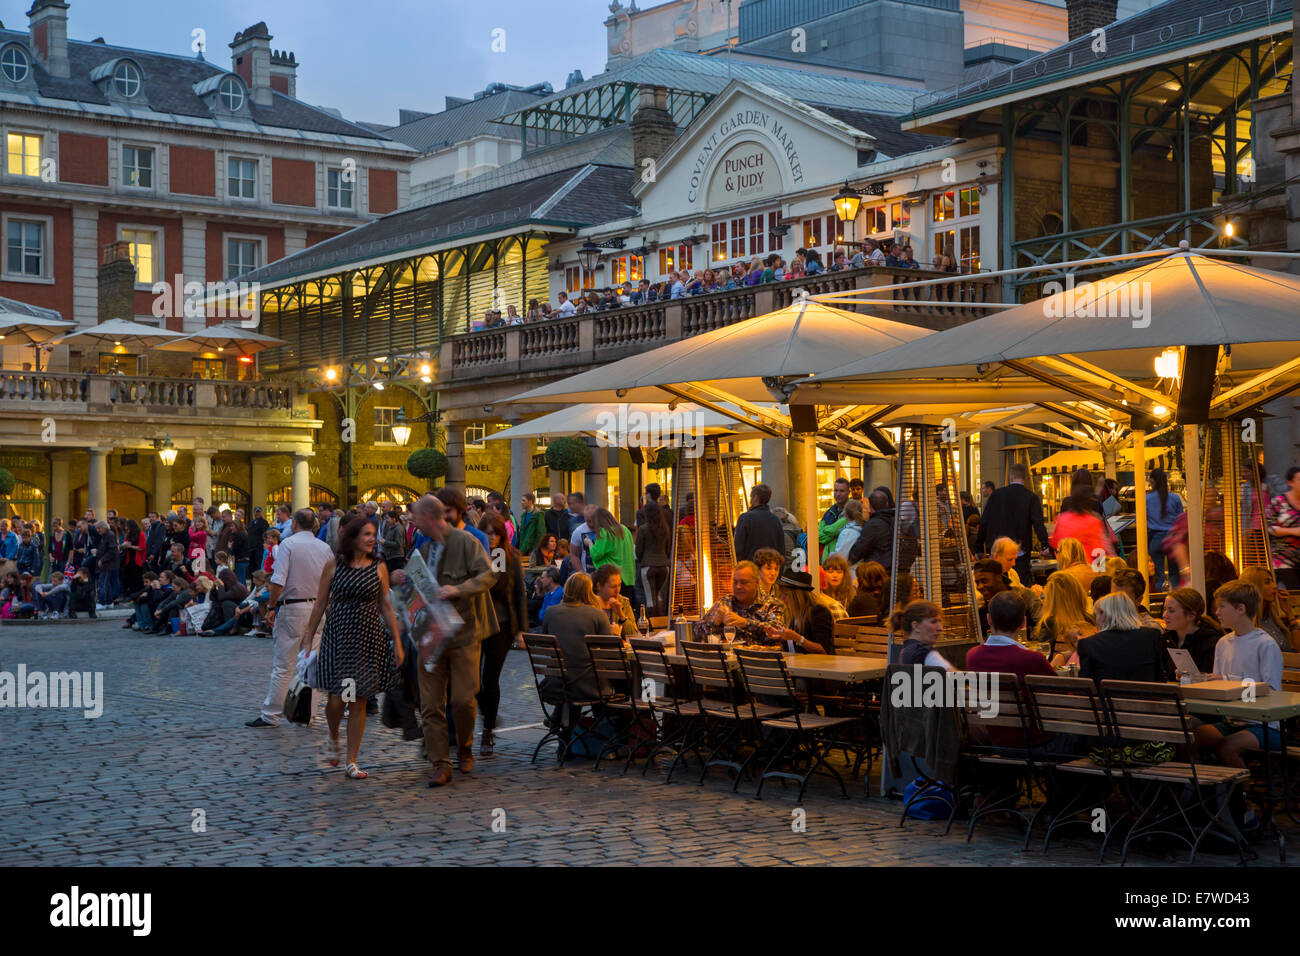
[
  {"x1": 234, "y1": 560, "x2": 249, "y2": 586},
  {"x1": 135, "y1": 603, "x2": 154, "y2": 628},
  {"x1": 1148, "y1": 530, "x2": 1177, "y2": 591},
  {"x1": 97, "y1": 572, "x2": 113, "y2": 606}
]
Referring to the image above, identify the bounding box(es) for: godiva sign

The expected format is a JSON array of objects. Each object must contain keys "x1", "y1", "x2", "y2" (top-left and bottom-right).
[{"x1": 707, "y1": 142, "x2": 782, "y2": 207}]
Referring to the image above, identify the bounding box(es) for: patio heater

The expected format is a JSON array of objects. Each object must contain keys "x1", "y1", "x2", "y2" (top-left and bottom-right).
[
  {"x1": 668, "y1": 436, "x2": 740, "y2": 619},
  {"x1": 1200, "y1": 420, "x2": 1273, "y2": 572},
  {"x1": 891, "y1": 424, "x2": 981, "y2": 646}
]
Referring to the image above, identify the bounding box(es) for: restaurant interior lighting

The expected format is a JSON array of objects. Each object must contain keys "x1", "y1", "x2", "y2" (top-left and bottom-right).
[
  {"x1": 1154, "y1": 347, "x2": 1181, "y2": 381},
  {"x1": 390, "y1": 408, "x2": 412, "y2": 447},
  {"x1": 1154, "y1": 404, "x2": 1170, "y2": 418},
  {"x1": 419, "y1": 363, "x2": 431, "y2": 376},
  {"x1": 373, "y1": 381, "x2": 385, "y2": 391},
  {"x1": 1224, "y1": 220, "x2": 1235, "y2": 237},
  {"x1": 324, "y1": 367, "x2": 337, "y2": 382}
]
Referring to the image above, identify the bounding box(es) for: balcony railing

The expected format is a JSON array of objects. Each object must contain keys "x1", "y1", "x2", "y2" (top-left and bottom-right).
[
  {"x1": 0, "y1": 371, "x2": 296, "y2": 414},
  {"x1": 440, "y1": 266, "x2": 999, "y2": 384}
]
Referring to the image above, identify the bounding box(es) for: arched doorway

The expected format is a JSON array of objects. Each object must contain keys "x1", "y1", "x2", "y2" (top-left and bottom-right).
[
  {"x1": 172, "y1": 483, "x2": 250, "y2": 515},
  {"x1": 73, "y1": 480, "x2": 147, "y2": 520},
  {"x1": 359, "y1": 484, "x2": 422, "y2": 507},
  {"x1": 0, "y1": 479, "x2": 48, "y2": 523},
  {"x1": 267, "y1": 484, "x2": 339, "y2": 509}
]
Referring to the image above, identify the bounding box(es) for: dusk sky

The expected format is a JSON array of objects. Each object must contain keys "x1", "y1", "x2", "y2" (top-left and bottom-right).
[{"x1": 3, "y1": 0, "x2": 615, "y2": 125}]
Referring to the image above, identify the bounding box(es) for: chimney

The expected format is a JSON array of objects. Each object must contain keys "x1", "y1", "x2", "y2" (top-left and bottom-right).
[
  {"x1": 1064, "y1": 0, "x2": 1118, "y2": 40},
  {"x1": 230, "y1": 22, "x2": 274, "y2": 107},
  {"x1": 26, "y1": 0, "x2": 70, "y2": 78},
  {"x1": 98, "y1": 240, "x2": 136, "y2": 323},
  {"x1": 269, "y1": 48, "x2": 297, "y2": 98},
  {"x1": 630, "y1": 85, "x2": 676, "y2": 180}
]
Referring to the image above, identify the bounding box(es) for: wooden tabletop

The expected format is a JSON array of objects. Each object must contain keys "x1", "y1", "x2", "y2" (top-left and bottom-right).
[
  {"x1": 1183, "y1": 689, "x2": 1300, "y2": 722},
  {"x1": 653, "y1": 646, "x2": 886, "y2": 682}
]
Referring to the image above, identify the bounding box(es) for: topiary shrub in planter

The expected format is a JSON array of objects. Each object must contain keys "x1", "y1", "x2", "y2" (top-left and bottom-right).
[
  {"x1": 545, "y1": 436, "x2": 591, "y2": 473},
  {"x1": 0, "y1": 467, "x2": 14, "y2": 496},
  {"x1": 649, "y1": 447, "x2": 678, "y2": 470},
  {"x1": 406, "y1": 447, "x2": 448, "y2": 483}
]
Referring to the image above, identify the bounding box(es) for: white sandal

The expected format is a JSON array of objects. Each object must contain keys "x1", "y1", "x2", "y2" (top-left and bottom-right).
[{"x1": 345, "y1": 762, "x2": 368, "y2": 780}]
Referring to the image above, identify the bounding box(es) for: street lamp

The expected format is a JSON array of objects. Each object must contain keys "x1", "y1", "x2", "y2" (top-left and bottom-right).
[
  {"x1": 154, "y1": 435, "x2": 177, "y2": 467},
  {"x1": 832, "y1": 181, "x2": 863, "y2": 224},
  {"x1": 391, "y1": 408, "x2": 412, "y2": 447}
]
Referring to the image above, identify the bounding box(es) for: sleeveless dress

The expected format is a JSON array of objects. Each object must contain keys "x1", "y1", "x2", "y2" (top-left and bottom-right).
[{"x1": 312, "y1": 560, "x2": 400, "y2": 698}]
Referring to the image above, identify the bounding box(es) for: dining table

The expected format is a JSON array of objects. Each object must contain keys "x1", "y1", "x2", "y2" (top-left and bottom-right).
[{"x1": 652, "y1": 643, "x2": 887, "y2": 682}]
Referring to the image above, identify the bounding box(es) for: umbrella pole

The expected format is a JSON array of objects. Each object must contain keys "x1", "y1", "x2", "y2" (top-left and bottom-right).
[
  {"x1": 1183, "y1": 424, "x2": 1205, "y2": 596},
  {"x1": 1133, "y1": 428, "x2": 1149, "y2": 589},
  {"x1": 799, "y1": 435, "x2": 820, "y2": 582}
]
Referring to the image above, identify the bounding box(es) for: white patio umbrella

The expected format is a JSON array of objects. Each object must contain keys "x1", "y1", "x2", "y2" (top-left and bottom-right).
[
  {"x1": 794, "y1": 249, "x2": 1300, "y2": 594},
  {"x1": 486, "y1": 402, "x2": 752, "y2": 444},
  {"x1": 153, "y1": 324, "x2": 287, "y2": 357},
  {"x1": 45, "y1": 318, "x2": 187, "y2": 351}
]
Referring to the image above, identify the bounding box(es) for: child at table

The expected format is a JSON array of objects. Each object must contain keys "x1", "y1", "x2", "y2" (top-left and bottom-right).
[{"x1": 1195, "y1": 580, "x2": 1284, "y2": 769}]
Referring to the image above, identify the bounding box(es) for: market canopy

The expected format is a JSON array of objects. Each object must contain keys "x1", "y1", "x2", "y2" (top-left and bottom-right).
[
  {"x1": 486, "y1": 402, "x2": 753, "y2": 444},
  {"x1": 502, "y1": 298, "x2": 936, "y2": 438},
  {"x1": 0, "y1": 298, "x2": 73, "y2": 345},
  {"x1": 153, "y1": 324, "x2": 288, "y2": 356},
  {"x1": 44, "y1": 318, "x2": 187, "y2": 351}
]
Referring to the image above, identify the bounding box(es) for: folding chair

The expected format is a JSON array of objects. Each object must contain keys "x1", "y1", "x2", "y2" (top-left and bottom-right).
[
  {"x1": 582, "y1": 634, "x2": 641, "y2": 771},
  {"x1": 521, "y1": 632, "x2": 603, "y2": 766},
  {"x1": 1023, "y1": 674, "x2": 1118, "y2": 854},
  {"x1": 680, "y1": 640, "x2": 792, "y2": 791},
  {"x1": 1100, "y1": 679, "x2": 1252, "y2": 865},
  {"x1": 735, "y1": 648, "x2": 853, "y2": 801},
  {"x1": 629, "y1": 638, "x2": 709, "y2": 782},
  {"x1": 951, "y1": 672, "x2": 1054, "y2": 842}
]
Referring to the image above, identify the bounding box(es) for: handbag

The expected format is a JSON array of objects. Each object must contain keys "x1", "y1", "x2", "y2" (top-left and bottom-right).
[{"x1": 285, "y1": 649, "x2": 315, "y2": 725}]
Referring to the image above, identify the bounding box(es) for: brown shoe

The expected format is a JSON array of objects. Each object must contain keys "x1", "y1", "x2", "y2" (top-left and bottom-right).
[
  {"x1": 426, "y1": 765, "x2": 453, "y2": 787},
  {"x1": 458, "y1": 746, "x2": 475, "y2": 774}
]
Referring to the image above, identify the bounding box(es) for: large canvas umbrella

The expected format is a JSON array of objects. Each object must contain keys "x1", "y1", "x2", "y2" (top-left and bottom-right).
[
  {"x1": 45, "y1": 318, "x2": 187, "y2": 351},
  {"x1": 794, "y1": 249, "x2": 1300, "y2": 593},
  {"x1": 503, "y1": 299, "x2": 938, "y2": 577},
  {"x1": 153, "y1": 324, "x2": 286, "y2": 357},
  {"x1": 486, "y1": 402, "x2": 753, "y2": 444}
]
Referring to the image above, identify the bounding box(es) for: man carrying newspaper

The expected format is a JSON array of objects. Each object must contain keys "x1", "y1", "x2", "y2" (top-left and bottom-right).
[{"x1": 408, "y1": 493, "x2": 498, "y2": 788}]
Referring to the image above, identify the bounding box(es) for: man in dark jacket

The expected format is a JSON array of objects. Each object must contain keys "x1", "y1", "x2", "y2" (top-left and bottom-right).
[
  {"x1": 543, "y1": 492, "x2": 569, "y2": 543},
  {"x1": 733, "y1": 483, "x2": 786, "y2": 562},
  {"x1": 144, "y1": 512, "x2": 168, "y2": 573},
  {"x1": 975, "y1": 462, "x2": 1050, "y2": 584},
  {"x1": 848, "y1": 490, "x2": 896, "y2": 570},
  {"x1": 93, "y1": 521, "x2": 120, "y2": 608},
  {"x1": 246, "y1": 507, "x2": 270, "y2": 578}
]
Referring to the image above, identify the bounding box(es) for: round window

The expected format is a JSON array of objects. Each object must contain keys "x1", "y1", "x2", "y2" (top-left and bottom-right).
[
  {"x1": 113, "y1": 60, "x2": 141, "y2": 97},
  {"x1": 0, "y1": 46, "x2": 30, "y2": 84}
]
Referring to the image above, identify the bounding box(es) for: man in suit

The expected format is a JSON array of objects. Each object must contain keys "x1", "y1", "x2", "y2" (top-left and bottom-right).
[
  {"x1": 410, "y1": 493, "x2": 498, "y2": 788},
  {"x1": 144, "y1": 512, "x2": 168, "y2": 573},
  {"x1": 976, "y1": 462, "x2": 1050, "y2": 585}
]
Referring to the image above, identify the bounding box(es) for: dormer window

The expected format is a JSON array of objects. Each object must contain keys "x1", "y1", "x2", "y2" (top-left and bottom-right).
[
  {"x1": 0, "y1": 45, "x2": 29, "y2": 84},
  {"x1": 219, "y1": 76, "x2": 244, "y2": 111},
  {"x1": 113, "y1": 60, "x2": 141, "y2": 97}
]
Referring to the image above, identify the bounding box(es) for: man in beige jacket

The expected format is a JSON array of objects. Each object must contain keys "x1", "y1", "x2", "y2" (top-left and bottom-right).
[{"x1": 409, "y1": 493, "x2": 498, "y2": 787}]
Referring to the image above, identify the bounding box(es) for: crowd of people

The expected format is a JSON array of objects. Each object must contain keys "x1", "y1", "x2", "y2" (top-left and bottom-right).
[{"x1": 478, "y1": 239, "x2": 938, "y2": 328}]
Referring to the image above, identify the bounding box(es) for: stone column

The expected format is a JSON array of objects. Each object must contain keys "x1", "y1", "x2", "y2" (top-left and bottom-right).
[
  {"x1": 87, "y1": 447, "x2": 109, "y2": 519},
  {"x1": 192, "y1": 448, "x2": 214, "y2": 507},
  {"x1": 510, "y1": 438, "x2": 533, "y2": 507},
  {"x1": 1132, "y1": 429, "x2": 1149, "y2": 585},
  {"x1": 291, "y1": 453, "x2": 311, "y2": 512},
  {"x1": 250, "y1": 455, "x2": 270, "y2": 514},
  {"x1": 50, "y1": 451, "x2": 73, "y2": 522},
  {"x1": 549, "y1": 468, "x2": 566, "y2": 501},
  {"x1": 153, "y1": 454, "x2": 173, "y2": 515},
  {"x1": 445, "y1": 423, "x2": 466, "y2": 490},
  {"x1": 761, "y1": 437, "x2": 790, "y2": 511},
  {"x1": 584, "y1": 438, "x2": 608, "y2": 509}
]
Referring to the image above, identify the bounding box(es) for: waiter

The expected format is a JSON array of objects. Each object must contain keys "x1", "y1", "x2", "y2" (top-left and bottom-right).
[{"x1": 246, "y1": 508, "x2": 334, "y2": 728}]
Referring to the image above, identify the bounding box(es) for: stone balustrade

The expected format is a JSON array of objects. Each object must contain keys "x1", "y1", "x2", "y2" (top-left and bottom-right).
[
  {"x1": 439, "y1": 266, "x2": 999, "y2": 386},
  {"x1": 0, "y1": 370, "x2": 299, "y2": 418}
]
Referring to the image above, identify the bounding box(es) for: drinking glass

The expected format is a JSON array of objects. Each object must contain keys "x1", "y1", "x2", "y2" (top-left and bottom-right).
[{"x1": 723, "y1": 625, "x2": 736, "y2": 645}]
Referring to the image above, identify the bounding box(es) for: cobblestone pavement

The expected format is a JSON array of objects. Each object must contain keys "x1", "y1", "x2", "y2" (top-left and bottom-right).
[{"x1": 0, "y1": 618, "x2": 1290, "y2": 866}]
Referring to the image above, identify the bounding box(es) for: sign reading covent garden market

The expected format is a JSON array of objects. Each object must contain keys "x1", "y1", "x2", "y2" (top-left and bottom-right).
[{"x1": 685, "y1": 108, "x2": 806, "y2": 206}]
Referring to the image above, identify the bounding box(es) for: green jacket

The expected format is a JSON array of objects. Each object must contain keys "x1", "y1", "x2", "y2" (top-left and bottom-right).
[
  {"x1": 818, "y1": 515, "x2": 847, "y2": 560},
  {"x1": 589, "y1": 525, "x2": 636, "y2": 586},
  {"x1": 517, "y1": 507, "x2": 544, "y2": 558}
]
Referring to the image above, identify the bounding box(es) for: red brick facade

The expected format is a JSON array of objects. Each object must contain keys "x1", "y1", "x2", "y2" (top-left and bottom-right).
[
  {"x1": 59, "y1": 133, "x2": 109, "y2": 186},
  {"x1": 0, "y1": 202, "x2": 74, "y2": 318},
  {"x1": 272, "y1": 158, "x2": 315, "y2": 206},
  {"x1": 169, "y1": 145, "x2": 216, "y2": 197},
  {"x1": 369, "y1": 168, "x2": 398, "y2": 214}
]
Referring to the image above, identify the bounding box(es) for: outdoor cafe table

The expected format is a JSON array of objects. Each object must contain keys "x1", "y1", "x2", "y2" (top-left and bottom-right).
[
  {"x1": 1182, "y1": 689, "x2": 1300, "y2": 860},
  {"x1": 654, "y1": 645, "x2": 888, "y2": 682}
]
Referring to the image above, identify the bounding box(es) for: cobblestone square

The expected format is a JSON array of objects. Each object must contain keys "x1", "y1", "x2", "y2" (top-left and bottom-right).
[{"x1": 0, "y1": 619, "x2": 1287, "y2": 867}]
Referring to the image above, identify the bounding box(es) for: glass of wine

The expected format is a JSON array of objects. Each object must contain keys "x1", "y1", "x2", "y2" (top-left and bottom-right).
[{"x1": 723, "y1": 625, "x2": 737, "y2": 645}]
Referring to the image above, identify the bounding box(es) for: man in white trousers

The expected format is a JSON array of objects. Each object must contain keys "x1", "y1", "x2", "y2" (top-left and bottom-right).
[{"x1": 246, "y1": 508, "x2": 334, "y2": 728}]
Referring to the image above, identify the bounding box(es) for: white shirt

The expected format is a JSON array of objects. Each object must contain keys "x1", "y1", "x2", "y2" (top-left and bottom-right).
[
  {"x1": 271, "y1": 530, "x2": 334, "y2": 601},
  {"x1": 555, "y1": 300, "x2": 576, "y2": 316},
  {"x1": 867, "y1": 248, "x2": 886, "y2": 264}
]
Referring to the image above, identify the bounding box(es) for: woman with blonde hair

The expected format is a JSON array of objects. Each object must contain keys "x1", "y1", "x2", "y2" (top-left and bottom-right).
[
  {"x1": 765, "y1": 570, "x2": 832, "y2": 653},
  {"x1": 1037, "y1": 571, "x2": 1096, "y2": 666},
  {"x1": 820, "y1": 553, "x2": 854, "y2": 614},
  {"x1": 1238, "y1": 566, "x2": 1300, "y2": 651},
  {"x1": 1054, "y1": 537, "x2": 1096, "y2": 593}
]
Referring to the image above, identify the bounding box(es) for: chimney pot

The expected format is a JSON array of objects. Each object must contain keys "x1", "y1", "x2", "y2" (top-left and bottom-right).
[{"x1": 26, "y1": 0, "x2": 70, "y2": 78}]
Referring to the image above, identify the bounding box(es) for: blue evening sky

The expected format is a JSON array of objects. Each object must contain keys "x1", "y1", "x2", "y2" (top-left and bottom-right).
[{"x1": 5, "y1": 0, "x2": 612, "y2": 125}]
